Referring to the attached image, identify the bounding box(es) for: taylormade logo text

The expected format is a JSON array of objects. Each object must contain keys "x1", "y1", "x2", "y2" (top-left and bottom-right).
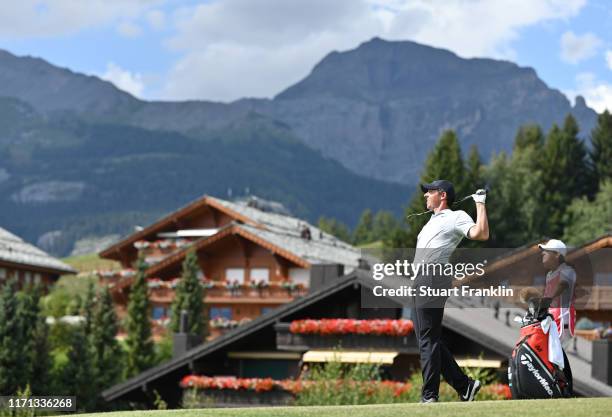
[{"x1": 520, "y1": 353, "x2": 554, "y2": 396}]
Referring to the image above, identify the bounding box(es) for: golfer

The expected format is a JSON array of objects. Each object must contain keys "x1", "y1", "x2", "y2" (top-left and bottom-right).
[{"x1": 413, "y1": 179, "x2": 489, "y2": 403}]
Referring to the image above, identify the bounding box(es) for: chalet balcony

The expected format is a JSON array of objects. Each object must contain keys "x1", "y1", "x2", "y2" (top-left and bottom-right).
[
  {"x1": 274, "y1": 321, "x2": 418, "y2": 353},
  {"x1": 148, "y1": 280, "x2": 307, "y2": 304}
]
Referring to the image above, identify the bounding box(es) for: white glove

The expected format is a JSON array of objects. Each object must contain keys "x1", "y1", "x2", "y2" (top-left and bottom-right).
[{"x1": 472, "y1": 189, "x2": 487, "y2": 204}]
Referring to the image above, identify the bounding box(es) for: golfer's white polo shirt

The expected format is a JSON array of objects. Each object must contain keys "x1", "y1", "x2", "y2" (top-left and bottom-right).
[{"x1": 414, "y1": 209, "x2": 475, "y2": 264}]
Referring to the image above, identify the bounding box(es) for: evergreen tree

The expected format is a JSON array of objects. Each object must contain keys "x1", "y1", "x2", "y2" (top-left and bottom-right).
[
  {"x1": 465, "y1": 145, "x2": 484, "y2": 190},
  {"x1": 16, "y1": 289, "x2": 37, "y2": 389},
  {"x1": 82, "y1": 281, "x2": 96, "y2": 338},
  {"x1": 542, "y1": 116, "x2": 591, "y2": 236},
  {"x1": 29, "y1": 288, "x2": 50, "y2": 395},
  {"x1": 352, "y1": 209, "x2": 374, "y2": 245},
  {"x1": 91, "y1": 286, "x2": 123, "y2": 393},
  {"x1": 371, "y1": 211, "x2": 400, "y2": 242},
  {"x1": 17, "y1": 285, "x2": 50, "y2": 394},
  {"x1": 563, "y1": 180, "x2": 612, "y2": 245},
  {"x1": 513, "y1": 124, "x2": 544, "y2": 151},
  {"x1": 61, "y1": 325, "x2": 96, "y2": 411},
  {"x1": 482, "y1": 152, "x2": 525, "y2": 246},
  {"x1": 398, "y1": 130, "x2": 468, "y2": 248},
  {"x1": 317, "y1": 217, "x2": 351, "y2": 243},
  {"x1": 170, "y1": 250, "x2": 207, "y2": 338},
  {"x1": 125, "y1": 254, "x2": 154, "y2": 378},
  {"x1": 590, "y1": 110, "x2": 612, "y2": 185},
  {"x1": 0, "y1": 280, "x2": 24, "y2": 394}
]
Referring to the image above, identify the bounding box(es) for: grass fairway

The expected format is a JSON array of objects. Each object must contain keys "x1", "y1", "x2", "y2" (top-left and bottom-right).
[{"x1": 77, "y1": 398, "x2": 611, "y2": 417}]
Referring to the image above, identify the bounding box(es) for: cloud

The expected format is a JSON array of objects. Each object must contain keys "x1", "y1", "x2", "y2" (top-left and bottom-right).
[
  {"x1": 100, "y1": 62, "x2": 145, "y2": 97},
  {"x1": 0, "y1": 0, "x2": 164, "y2": 38},
  {"x1": 567, "y1": 73, "x2": 612, "y2": 113},
  {"x1": 161, "y1": 0, "x2": 586, "y2": 102},
  {"x1": 147, "y1": 9, "x2": 165, "y2": 30},
  {"x1": 606, "y1": 50, "x2": 612, "y2": 70},
  {"x1": 117, "y1": 21, "x2": 143, "y2": 38},
  {"x1": 560, "y1": 31, "x2": 603, "y2": 64}
]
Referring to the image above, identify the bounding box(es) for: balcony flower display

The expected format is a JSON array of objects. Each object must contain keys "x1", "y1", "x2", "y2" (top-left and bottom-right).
[
  {"x1": 249, "y1": 279, "x2": 270, "y2": 290},
  {"x1": 201, "y1": 279, "x2": 216, "y2": 289},
  {"x1": 134, "y1": 240, "x2": 151, "y2": 249},
  {"x1": 227, "y1": 280, "x2": 242, "y2": 291},
  {"x1": 289, "y1": 319, "x2": 414, "y2": 337},
  {"x1": 281, "y1": 281, "x2": 303, "y2": 294}
]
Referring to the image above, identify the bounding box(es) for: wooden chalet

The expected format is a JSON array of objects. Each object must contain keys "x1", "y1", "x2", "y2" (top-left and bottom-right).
[
  {"x1": 0, "y1": 226, "x2": 76, "y2": 289},
  {"x1": 102, "y1": 266, "x2": 612, "y2": 408},
  {"x1": 97, "y1": 195, "x2": 361, "y2": 337}
]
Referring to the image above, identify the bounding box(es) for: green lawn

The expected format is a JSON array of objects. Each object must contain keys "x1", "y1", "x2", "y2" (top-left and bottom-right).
[
  {"x1": 62, "y1": 252, "x2": 120, "y2": 273},
  {"x1": 75, "y1": 398, "x2": 611, "y2": 417}
]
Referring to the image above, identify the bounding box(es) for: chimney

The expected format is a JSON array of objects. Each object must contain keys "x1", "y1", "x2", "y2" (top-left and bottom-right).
[
  {"x1": 173, "y1": 310, "x2": 202, "y2": 358},
  {"x1": 309, "y1": 264, "x2": 344, "y2": 292}
]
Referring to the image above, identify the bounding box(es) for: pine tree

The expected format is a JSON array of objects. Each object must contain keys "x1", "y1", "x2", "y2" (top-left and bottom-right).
[
  {"x1": 170, "y1": 250, "x2": 207, "y2": 339},
  {"x1": 317, "y1": 217, "x2": 351, "y2": 242},
  {"x1": 125, "y1": 254, "x2": 154, "y2": 378},
  {"x1": 352, "y1": 209, "x2": 374, "y2": 245},
  {"x1": 82, "y1": 281, "x2": 96, "y2": 338},
  {"x1": 513, "y1": 124, "x2": 544, "y2": 151},
  {"x1": 29, "y1": 302, "x2": 50, "y2": 395},
  {"x1": 61, "y1": 325, "x2": 96, "y2": 411},
  {"x1": 542, "y1": 116, "x2": 591, "y2": 237},
  {"x1": 397, "y1": 130, "x2": 467, "y2": 248},
  {"x1": 18, "y1": 285, "x2": 50, "y2": 394},
  {"x1": 563, "y1": 180, "x2": 612, "y2": 245},
  {"x1": 0, "y1": 280, "x2": 24, "y2": 394},
  {"x1": 590, "y1": 110, "x2": 612, "y2": 185},
  {"x1": 91, "y1": 286, "x2": 123, "y2": 393},
  {"x1": 371, "y1": 211, "x2": 400, "y2": 242}
]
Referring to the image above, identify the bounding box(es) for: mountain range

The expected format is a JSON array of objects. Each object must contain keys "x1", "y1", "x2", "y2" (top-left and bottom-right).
[{"x1": 0, "y1": 38, "x2": 598, "y2": 255}]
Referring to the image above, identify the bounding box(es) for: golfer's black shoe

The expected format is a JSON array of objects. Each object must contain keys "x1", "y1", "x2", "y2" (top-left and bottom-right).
[
  {"x1": 420, "y1": 397, "x2": 438, "y2": 403},
  {"x1": 460, "y1": 378, "x2": 481, "y2": 401}
]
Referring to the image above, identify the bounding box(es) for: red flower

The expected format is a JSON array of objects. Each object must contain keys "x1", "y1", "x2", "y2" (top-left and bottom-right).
[{"x1": 289, "y1": 319, "x2": 414, "y2": 336}]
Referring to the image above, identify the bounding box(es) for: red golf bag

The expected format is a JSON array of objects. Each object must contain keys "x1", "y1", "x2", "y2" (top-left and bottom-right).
[{"x1": 508, "y1": 298, "x2": 572, "y2": 399}]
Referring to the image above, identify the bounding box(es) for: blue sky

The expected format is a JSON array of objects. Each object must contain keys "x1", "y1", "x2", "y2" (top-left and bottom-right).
[{"x1": 0, "y1": 0, "x2": 610, "y2": 112}]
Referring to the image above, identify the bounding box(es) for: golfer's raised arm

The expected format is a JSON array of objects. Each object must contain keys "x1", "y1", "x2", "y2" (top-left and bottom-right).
[{"x1": 468, "y1": 189, "x2": 489, "y2": 241}]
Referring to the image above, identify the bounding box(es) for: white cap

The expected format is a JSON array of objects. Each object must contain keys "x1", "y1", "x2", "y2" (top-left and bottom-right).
[{"x1": 538, "y1": 239, "x2": 567, "y2": 257}]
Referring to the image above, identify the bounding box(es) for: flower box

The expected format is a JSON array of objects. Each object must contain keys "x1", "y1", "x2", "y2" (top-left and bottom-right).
[{"x1": 275, "y1": 321, "x2": 417, "y2": 352}]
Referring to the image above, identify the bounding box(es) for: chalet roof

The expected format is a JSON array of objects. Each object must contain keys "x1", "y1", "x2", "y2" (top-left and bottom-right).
[
  {"x1": 146, "y1": 221, "x2": 361, "y2": 277},
  {"x1": 103, "y1": 267, "x2": 612, "y2": 402},
  {"x1": 0, "y1": 227, "x2": 76, "y2": 274},
  {"x1": 99, "y1": 195, "x2": 358, "y2": 265},
  {"x1": 239, "y1": 223, "x2": 360, "y2": 267}
]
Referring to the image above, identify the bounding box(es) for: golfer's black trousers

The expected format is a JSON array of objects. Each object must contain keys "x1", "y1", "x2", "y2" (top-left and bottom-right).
[{"x1": 413, "y1": 305, "x2": 469, "y2": 400}]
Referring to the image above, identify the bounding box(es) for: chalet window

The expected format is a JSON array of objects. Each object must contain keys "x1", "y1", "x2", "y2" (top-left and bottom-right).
[
  {"x1": 152, "y1": 306, "x2": 167, "y2": 320},
  {"x1": 261, "y1": 307, "x2": 273, "y2": 315},
  {"x1": 0, "y1": 268, "x2": 6, "y2": 279},
  {"x1": 24, "y1": 271, "x2": 32, "y2": 285},
  {"x1": 210, "y1": 307, "x2": 232, "y2": 320},
  {"x1": 289, "y1": 268, "x2": 309, "y2": 287},
  {"x1": 250, "y1": 268, "x2": 269, "y2": 283},
  {"x1": 226, "y1": 268, "x2": 245, "y2": 284},
  {"x1": 34, "y1": 273, "x2": 41, "y2": 285}
]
